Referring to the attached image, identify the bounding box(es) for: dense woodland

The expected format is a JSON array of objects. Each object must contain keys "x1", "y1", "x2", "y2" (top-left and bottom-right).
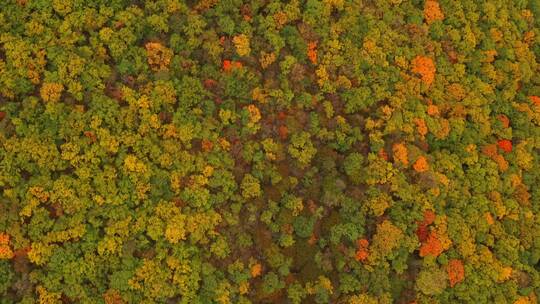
[{"x1": 1, "y1": 0, "x2": 540, "y2": 303}]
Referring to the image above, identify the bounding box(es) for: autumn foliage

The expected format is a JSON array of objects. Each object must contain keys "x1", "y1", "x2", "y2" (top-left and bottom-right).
[
  {"x1": 0, "y1": 0, "x2": 539, "y2": 303},
  {"x1": 424, "y1": 0, "x2": 445, "y2": 25},
  {"x1": 416, "y1": 210, "x2": 436, "y2": 242},
  {"x1": 233, "y1": 34, "x2": 251, "y2": 56},
  {"x1": 497, "y1": 114, "x2": 510, "y2": 128},
  {"x1": 412, "y1": 56, "x2": 436, "y2": 86},
  {"x1": 447, "y1": 259, "x2": 465, "y2": 287},
  {"x1": 413, "y1": 156, "x2": 429, "y2": 172},
  {"x1": 529, "y1": 96, "x2": 540, "y2": 106},
  {"x1": 419, "y1": 231, "x2": 444, "y2": 257},
  {"x1": 497, "y1": 139, "x2": 512, "y2": 153},
  {"x1": 392, "y1": 143, "x2": 409, "y2": 165},
  {"x1": 223, "y1": 60, "x2": 243, "y2": 72},
  {"x1": 355, "y1": 238, "x2": 370, "y2": 262},
  {"x1": 307, "y1": 42, "x2": 318, "y2": 64},
  {"x1": 40, "y1": 82, "x2": 64, "y2": 102},
  {"x1": 0, "y1": 233, "x2": 14, "y2": 260},
  {"x1": 145, "y1": 42, "x2": 173, "y2": 71},
  {"x1": 416, "y1": 211, "x2": 446, "y2": 257},
  {"x1": 251, "y1": 263, "x2": 262, "y2": 278}
]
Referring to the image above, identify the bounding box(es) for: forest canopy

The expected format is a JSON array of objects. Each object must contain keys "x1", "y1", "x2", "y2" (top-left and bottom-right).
[{"x1": 1, "y1": 0, "x2": 540, "y2": 303}]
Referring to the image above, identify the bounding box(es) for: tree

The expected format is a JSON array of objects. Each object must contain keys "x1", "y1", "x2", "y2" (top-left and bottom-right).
[
  {"x1": 288, "y1": 132, "x2": 317, "y2": 168},
  {"x1": 145, "y1": 42, "x2": 173, "y2": 71},
  {"x1": 424, "y1": 0, "x2": 444, "y2": 25},
  {"x1": 447, "y1": 259, "x2": 465, "y2": 287},
  {"x1": 412, "y1": 56, "x2": 436, "y2": 86},
  {"x1": 40, "y1": 83, "x2": 64, "y2": 103},
  {"x1": 241, "y1": 174, "x2": 262, "y2": 199},
  {"x1": 343, "y1": 152, "x2": 365, "y2": 184},
  {"x1": 416, "y1": 266, "x2": 447, "y2": 296},
  {"x1": 370, "y1": 220, "x2": 403, "y2": 260}
]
